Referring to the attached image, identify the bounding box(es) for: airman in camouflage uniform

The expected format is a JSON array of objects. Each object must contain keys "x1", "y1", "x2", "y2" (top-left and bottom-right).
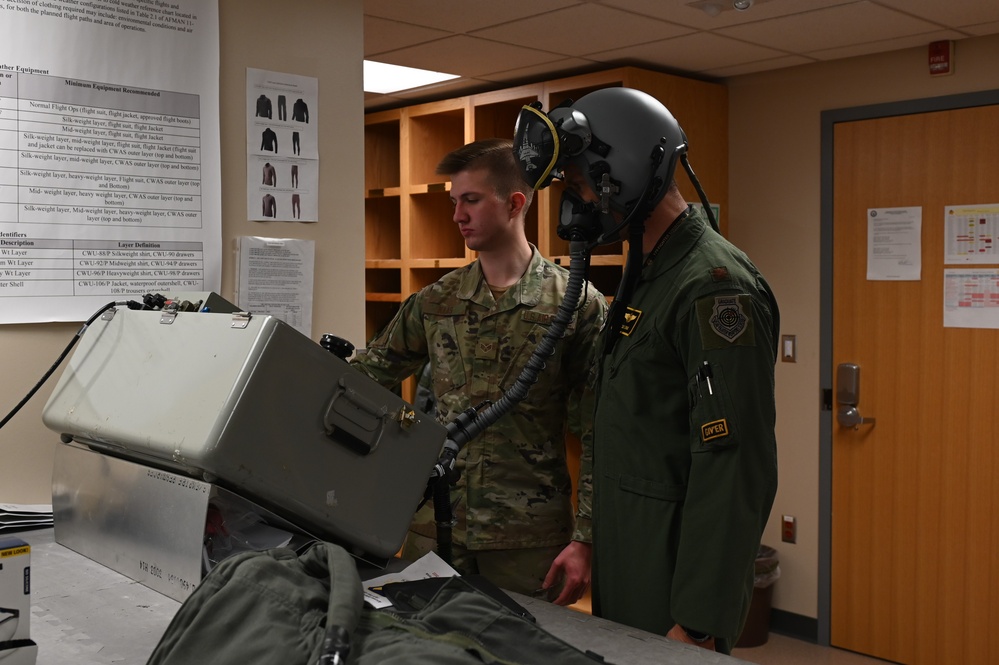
[{"x1": 350, "y1": 138, "x2": 607, "y2": 604}]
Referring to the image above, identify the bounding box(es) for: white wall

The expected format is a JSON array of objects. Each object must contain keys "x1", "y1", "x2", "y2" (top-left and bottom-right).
[
  {"x1": 727, "y1": 33, "x2": 999, "y2": 619},
  {"x1": 0, "y1": 0, "x2": 365, "y2": 503}
]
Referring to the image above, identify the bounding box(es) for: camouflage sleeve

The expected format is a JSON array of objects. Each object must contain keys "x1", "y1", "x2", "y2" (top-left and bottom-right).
[
  {"x1": 567, "y1": 284, "x2": 608, "y2": 543},
  {"x1": 349, "y1": 292, "x2": 430, "y2": 390}
]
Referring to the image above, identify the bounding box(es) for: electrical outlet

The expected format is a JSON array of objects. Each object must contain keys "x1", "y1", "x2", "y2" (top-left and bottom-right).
[{"x1": 781, "y1": 515, "x2": 797, "y2": 543}]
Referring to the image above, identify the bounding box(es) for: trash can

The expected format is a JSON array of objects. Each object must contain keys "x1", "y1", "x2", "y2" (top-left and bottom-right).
[{"x1": 736, "y1": 545, "x2": 780, "y2": 648}]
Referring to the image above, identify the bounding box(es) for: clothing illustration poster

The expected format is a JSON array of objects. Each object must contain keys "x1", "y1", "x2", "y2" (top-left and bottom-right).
[
  {"x1": 0, "y1": 0, "x2": 222, "y2": 324},
  {"x1": 235, "y1": 235, "x2": 314, "y2": 337},
  {"x1": 246, "y1": 68, "x2": 318, "y2": 222}
]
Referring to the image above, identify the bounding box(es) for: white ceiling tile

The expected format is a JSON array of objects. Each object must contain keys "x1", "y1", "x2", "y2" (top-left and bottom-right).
[
  {"x1": 961, "y1": 19, "x2": 999, "y2": 37},
  {"x1": 592, "y1": 31, "x2": 787, "y2": 73},
  {"x1": 874, "y1": 0, "x2": 999, "y2": 29},
  {"x1": 600, "y1": 0, "x2": 859, "y2": 30},
  {"x1": 807, "y1": 29, "x2": 971, "y2": 62},
  {"x1": 372, "y1": 35, "x2": 569, "y2": 78},
  {"x1": 363, "y1": 0, "x2": 582, "y2": 34},
  {"x1": 716, "y1": 2, "x2": 942, "y2": 53},
  {"x1": 365, "y1": 16, "x2": 450, "y2": 57},
  {"x1": 703, "y1": 54, "x2": 815, "y2": 78},
  {"x1": 389, "y1": 77, "x2": 496, "y2": 101},
  {"x1": 476, "y1": 58, "x2": 600, "y2": 84},
  {"x1": 473, "y1": 4, "x2": 693, "y2": 56}
]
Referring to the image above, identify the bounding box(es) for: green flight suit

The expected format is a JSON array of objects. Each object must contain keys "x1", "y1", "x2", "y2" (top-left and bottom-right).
[
  {"x1": 591, "y1": 206, "x2": 779, "y2": 654},
  {"x1": 351, "y1": 247, "x2": 607, "y2": 552}
]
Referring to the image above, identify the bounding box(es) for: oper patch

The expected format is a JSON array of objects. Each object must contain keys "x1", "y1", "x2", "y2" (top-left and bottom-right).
[
  {"x1": 696, "y1": 294, "x2": 755, "y2": 349},
  {"x1": 619, "y1": 306, "x2": 642, "y2": 336},
  {"x1": 701, "y1": 418, "x2": 730, "y2": 443}
]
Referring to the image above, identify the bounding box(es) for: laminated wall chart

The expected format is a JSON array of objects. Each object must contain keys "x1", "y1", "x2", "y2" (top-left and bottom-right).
[
  {"x1": 943, "y1": 204, "x2": 999, "y2": 329},
  {"x1": 0, "y1": 0, "x2": 221, "y2": 324}
]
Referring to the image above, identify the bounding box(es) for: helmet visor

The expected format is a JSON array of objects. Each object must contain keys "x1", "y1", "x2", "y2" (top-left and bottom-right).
[{"x1": 513, "y1": 104, "x2": 561, "y2": 191}]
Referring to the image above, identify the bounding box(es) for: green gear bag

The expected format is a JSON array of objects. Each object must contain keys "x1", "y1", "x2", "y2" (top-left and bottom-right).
[
  {"x1": 353, "y1": 576, "x2": 607, "y2": 664},
  {"x1": 147, "y1": 541, "x2": 360, "y2": 665},
  {"x1": 147, "y1": 540, "x2": 607, "y2": 665}
]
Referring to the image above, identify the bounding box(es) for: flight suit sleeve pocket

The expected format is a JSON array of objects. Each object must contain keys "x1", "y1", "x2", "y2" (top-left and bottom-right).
[{"x1": 688, "y1": 362, "x2": 740, "y2": 453}]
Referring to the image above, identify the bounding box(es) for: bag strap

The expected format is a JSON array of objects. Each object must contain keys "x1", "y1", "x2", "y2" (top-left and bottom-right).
[{"x1": 303, "y1": 541, "x2": 363, "y2": 665}]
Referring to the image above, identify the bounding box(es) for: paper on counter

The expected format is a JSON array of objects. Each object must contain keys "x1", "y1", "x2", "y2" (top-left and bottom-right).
[{"x1": 362, "y1": 551, "x2": 459, "y2": 609}]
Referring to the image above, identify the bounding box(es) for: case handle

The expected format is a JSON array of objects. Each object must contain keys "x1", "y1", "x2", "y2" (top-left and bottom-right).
[{"x1": 323, "y1": 375, "x2": 388, "y2": 455}]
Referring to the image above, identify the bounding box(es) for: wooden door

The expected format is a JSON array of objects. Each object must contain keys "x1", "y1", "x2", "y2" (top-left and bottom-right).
[{"x1": 831, "y1": 104, "x2": 999, "y2": 664}]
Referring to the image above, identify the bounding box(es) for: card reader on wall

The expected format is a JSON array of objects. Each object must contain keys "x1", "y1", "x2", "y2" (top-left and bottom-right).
[{"x1": 41, "y1": 303, "x2": 447, "y2": 561}]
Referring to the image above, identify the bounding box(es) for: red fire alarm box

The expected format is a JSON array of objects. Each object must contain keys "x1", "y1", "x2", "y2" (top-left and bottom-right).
[{"x1": 928, "y1": 40, "x2": 953, "y2": 76}]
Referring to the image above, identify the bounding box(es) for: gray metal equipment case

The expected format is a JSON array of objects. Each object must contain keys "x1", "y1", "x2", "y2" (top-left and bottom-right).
[{"x1": 42, "y1": 304, "x2": 446, "y2": 562}]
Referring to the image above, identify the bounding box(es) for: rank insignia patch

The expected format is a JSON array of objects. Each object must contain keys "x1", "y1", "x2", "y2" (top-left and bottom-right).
[
  {"x1": 701, "y1": 418, "x2": 729, "y2": 442},
  {"x1": 710, "y1": 266, "x2": 730, "y2": 282},
  {"x1": 476, "y1": 338, "x2": 498, "y2": 359},
  {"x1": 709, "y1": 296, "x2": 748, "y2": 342},
  {"x1": 620, "y1": 306, "x2": 642, "y2": 336}
]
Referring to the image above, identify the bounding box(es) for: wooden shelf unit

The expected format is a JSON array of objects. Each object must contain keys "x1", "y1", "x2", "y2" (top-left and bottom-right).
[{"x1": 362, "y1": 66, "x2": 728, "y2": 343}]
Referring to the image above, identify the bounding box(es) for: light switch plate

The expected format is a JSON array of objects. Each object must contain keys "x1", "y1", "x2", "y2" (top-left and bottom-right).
[{"x1": 780, "y1": 335, "x2": 796, "y2": 363}]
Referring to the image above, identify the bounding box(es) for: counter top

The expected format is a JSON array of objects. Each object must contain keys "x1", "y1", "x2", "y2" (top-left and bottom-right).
[{"x1": 14, "y1": 528, "x2": 750, "y2": 665}]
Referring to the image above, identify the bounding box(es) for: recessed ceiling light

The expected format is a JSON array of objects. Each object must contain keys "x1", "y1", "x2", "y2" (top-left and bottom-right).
[
  {"x1": 733, "y1": 0, "x2": 753, "y2": 10},
  {"x1": 363, "y1": 60, "x2": 460, "y2": 95},
  {"x1": 700, "y1": 2, "x2": 724, "y2": 16}
]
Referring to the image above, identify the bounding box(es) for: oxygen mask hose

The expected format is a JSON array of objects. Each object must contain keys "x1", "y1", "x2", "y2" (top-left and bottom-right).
[{"x1": 429, "y1": 238, "x2": 591, "y2": 563}]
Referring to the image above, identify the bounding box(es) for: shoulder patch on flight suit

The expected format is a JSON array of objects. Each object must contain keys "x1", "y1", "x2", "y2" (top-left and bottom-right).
[
  {"x1": 696, "y1": 294, "x2": 756, "y2": 349},
  {"x1": 619, "y1": 306, "x2": 642, "y2": 336}
]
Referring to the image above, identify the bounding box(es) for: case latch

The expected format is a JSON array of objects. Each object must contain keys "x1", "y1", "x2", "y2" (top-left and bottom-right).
[{"x1": 231, "y1": 312, "x2": 252, "y2": 329}]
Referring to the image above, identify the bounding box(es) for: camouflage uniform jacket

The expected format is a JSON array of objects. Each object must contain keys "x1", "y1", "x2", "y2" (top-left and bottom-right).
[{"x1": 351, "y1": 246, "x2": 607, "y2": 550}]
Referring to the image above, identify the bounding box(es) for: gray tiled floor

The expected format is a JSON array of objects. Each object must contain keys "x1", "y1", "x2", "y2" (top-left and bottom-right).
[{"x1": 733, "y1": 634, "x2": 892, "y2": 665}]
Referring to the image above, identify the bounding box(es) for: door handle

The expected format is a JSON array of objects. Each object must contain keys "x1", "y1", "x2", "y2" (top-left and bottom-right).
[
  {"x1": 836, "y1": 363, "x2": 875, "y2": 430},
  {"x1": 837, "y1": 405, "x2": 876, "y2": 430}
]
